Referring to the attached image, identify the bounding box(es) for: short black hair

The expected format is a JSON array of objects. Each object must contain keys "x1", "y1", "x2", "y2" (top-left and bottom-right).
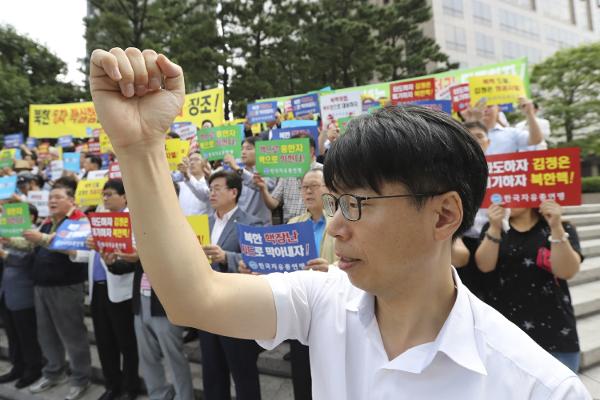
[
  {"x1": 208, "y1": 170, "x2": 243, "y2": 203},
  {"x1": 291, "y1": 132, "x2": 316, "y2": 151},
  {"x1": 463, "y1": 121, "x2": 488, "y2": 134},
  {"x1": 50, "y1": 185, "x2": 75, "y2": 199},
  {"x1": 103, "y1": 179, "x2": 125, "y2": 196},
  {"x1": 53, "y1": 176, "x2": 78, "y2": 193},
  {"x1": 28, "y1": 203, "x2": 39, "y2": 222},
  {"x1": 86, "y1": 155, "x2": 103, "y2": 169},
  {"x1": 167, "y1": 132, "x2": 181, "y2": 139},
  {"x1": 324, "y1": 105, "x2": 488, "y2": 238},
  {"x1": 243, "y1": 136, "x2": 260, "y2": 147}
]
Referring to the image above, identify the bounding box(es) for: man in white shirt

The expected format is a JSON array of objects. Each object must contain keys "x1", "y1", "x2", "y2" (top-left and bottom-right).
[
  {"x1": 176, "y1": 151, "x2": 211, "y2": 215},
  {"x1": 89, "y1": 48, "x2": 591, "y2": 399},
  {"x1": 516, "y1": 102, "x2": 552, "y2": 151}
]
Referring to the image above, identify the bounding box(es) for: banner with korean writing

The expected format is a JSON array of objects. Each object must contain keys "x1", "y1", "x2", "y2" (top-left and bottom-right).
[
  {"x1": 390, "y1": 78, "x2": 435, "y2": 105},
  {"x1": 469, "y1": 74, "x2": 526, "y2": 107},
  {"x1": 57, "y1": 135, "x2": 74, "y2": 148},
  {"x1": 256, "y1": 138, "x2": 311, "y2": 178},
  {"x1": 175, "y1": 88, "x2": 223, "y2": 128},
  {"x1": 26, "y1": 137, "x2": 37, "y2": 149},
  {"x1": 170, "y1": 122, "x2": 197, "y2": 141},
  {"x1": 237, "y1": 221, "x2": 317, "y2": 274},
  {"x1": 49, "y1": 219, "x2": 91, "y2": 251},
  {"x1": 166, "y1": 139, "x2": 190, "y2": 171},
  {"x1": 89, "y1": 212, "x2": 133, "y2": 253},
  {"x1": 0, "y1": 203, "x2": 31, "y2": 237},
  {"x1": 4, "y1": 133, "x2": 24, "y2": 148},
  {"x1": 411, "y1": 100, "x2": 452, "y2": 114},
  {"x1": 0, "y1": 149, "x2": 14, "y2": 169},
  {"x1": 99, "y1": 133, "x2": 113, "y2": 154},
  {"x1": 482, "y1": 148, "x2": 581, "y2": 208},
  {"x1": 63, "y1": 152, "x2": 81, "y2": 173},
  {"x1": 187, "y1": 215, "x2": 210, "y2": 245},
  {"x1": 319, "y1": 92, "x2": 362, "y2": 130},
  {"x1": 291, "y1": 94, "x2": 320, "y2": 117},
  {"x1": 338, "y1": 116, "x2": 353, "y2": 135},
  {"x1": 49, "y1": 160, "x2": 64, "y2": 181},
  {"x1": 29, "y1": 102, "x2": 101, "y2": 139},
  {"x1": 450, "y1": 83, "x2": 471, "y2": 112},
  {"x1": 27, "y1": 190, "x2": 49, "y2": 217},
  {"x1": 247, "y1": 101, "x2": 278, "y2": 124},
  {"x1": 0, "y1": 176, "x2": 17, "y2": 200},
  {"x1": 76, "y1": 178, "x2": 108, "y2": 207},
  {"x1": 108, "y1": 162, "x2": 121, "y2": 179},
  {"x1": 271, "y1": 126, "x2": 319, "y2": 153},
  {"x1": 197, "y1": 125, "x2": 243, "y2": 161}
]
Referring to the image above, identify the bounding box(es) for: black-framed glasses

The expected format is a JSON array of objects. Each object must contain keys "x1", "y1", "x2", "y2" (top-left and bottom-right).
[{"x1": 322, "y1": 192, "x2": 441, "y2": 221}]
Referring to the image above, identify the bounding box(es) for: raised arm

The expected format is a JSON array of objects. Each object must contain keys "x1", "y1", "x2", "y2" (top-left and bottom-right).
[
  {"x1": 474, "y1": 204, "x2": 505, "y2": 273},
  {"x1": 89, "y1": 47, "x2": 276, "y2": 339}
]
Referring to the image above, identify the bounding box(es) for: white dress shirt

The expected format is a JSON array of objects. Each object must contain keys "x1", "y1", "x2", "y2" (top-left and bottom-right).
[
  {"x1": 486, "y1": 124, "x2": 531, "y2": 155},
  {"x1": 257, "y1": 267, "x2": 590, "y2": 400},
  {"x1": 211, "y1": 206, "x2": 238, "y2": 245},
  {"x1": 516, "y1": 117, "x2": 552, "y2": 151},
  {"x1": 178, "y1": 175, "x2": 210, "y2": 216}
]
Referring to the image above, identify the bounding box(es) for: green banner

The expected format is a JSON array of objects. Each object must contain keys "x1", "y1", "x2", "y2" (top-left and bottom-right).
[
  {"x1": 256, "y1": 138, "x2": 311, "y2": 178},
  {"x1": 0, "y1": 149, "x2": 15, "y2": 169},
  {"x1": 338, "y1": 116, "x2": 353, "y2": 136},
  {"x1": 196, "y1": 125, "x2": 243, "y2": 161},
  {"x1": 0, "y1": 203, "x2": 31, "y2": 237}
]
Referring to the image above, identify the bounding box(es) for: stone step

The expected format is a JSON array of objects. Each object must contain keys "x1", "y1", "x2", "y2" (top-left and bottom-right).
[
  {"x1": 578, "y1": 313, "x2": 600, "y2": 371},
  {"x1": 581, "y1": 239, "x2": 600, "y2": 258},
  {"x1": 569, "y1": 257, "x2": 600, "y2": 287},
  {"x1": 576, "y1": 225, "x2": 600, "y2": 241},
  {"x1": 572, "y1": 279, "x2": 600, "y2": 318},
  {"x1": 567, "y1": 213, "x2": 600, "y2": 227},
  {"x1": 564, "y1": 204, "x2": 600, "y2": 216},
  {"x1": 579, "y1": 363, "x2": 600, "y2": 399}
]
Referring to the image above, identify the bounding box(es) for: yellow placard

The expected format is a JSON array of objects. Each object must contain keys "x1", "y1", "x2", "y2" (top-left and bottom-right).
[
  {"x1": 99, "y1": 133, "x2": 114, "y2": 154},
  {"x1": 165, "y1": 139, "x2": 190, "y2": 171},
  {"x1": 222, "y1": 118, "x2": 245, "y2": 126},
  {"x1": 469, "y1": 75, "x2": 526, "y2": 106},
  {"x1": 29, "y1": 102, "x2": 101, "y2": 139},
  {"x1": 175, "y1": 88, "x2": 224, "y2": 128},
  {"x1": 75, "y1": 178, "x2": 108, "y2": 207},
  {"x1": 186, "y1": 215, "x2": 210, "y2": 245}
]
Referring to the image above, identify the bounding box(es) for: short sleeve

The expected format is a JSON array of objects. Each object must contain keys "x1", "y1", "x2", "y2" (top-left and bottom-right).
[{"x1": 547, "y1": 376, "x2": 592, "y2": 400}]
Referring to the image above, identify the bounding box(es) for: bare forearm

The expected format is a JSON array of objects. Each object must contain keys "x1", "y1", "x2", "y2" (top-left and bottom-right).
[
  {"x1": 526, "y1": 115, "x2": 543, "y2": 145},
  {"x1": 261, "y1": 188, "x2": 280, "y2": 210},
  {"x1": 549, "y1": 227, "x2": 581, "y2": 280},
  {"x1": 475, "y1": 228, "x2": 501, "y2": 272}
]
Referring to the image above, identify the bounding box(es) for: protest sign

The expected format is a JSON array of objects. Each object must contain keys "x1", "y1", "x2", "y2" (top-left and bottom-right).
[
  {"x1": 197, "y1": 125, "x2": 243, "y2": 161},
  {"x1": 108, "y1": 162, "x2": 121, "y2": 179},
  {"x1": 29, "y1": 102, "x2": 101, "y2": 138},
  {"x1": 76, "y1": 178, "x2": 108, "y2": 207},
  {"x1": 247, "y1": 101, "x2": 278, "y2": 124},
  {"x1": 281, "y1": 120, "x2": 318, "y2": 129},
  {"x1": 0, "y1": 203, "x2": 31, "y2": 237},
  {"x1": 482, "y1": 148, "x2": 581, "y2": 208},
  {"x1": 4, "y1": 133, "x2": 24, "y2": 148},
  {"x1": 170, "y1": 122, "x2": 197, "y2": 141},
  {"x1": 88, "y1": 140, "x2": 101, "y2": 155},
  {"x1": 469, "y1": 74, "x2": 526, "y2": 106},
  {"x1": 256, "y1": 138, "x2": 311, "y2": 178},
  {"x1": 99, "y1": 133, "x2": 113, "y2": 154},
  {"x1": 166, "y1": 139, "x2": 190, "y2": 171},
  {"x1": 411, "y1": 100, "x2": 452, "y2": 114},
  {"x1": 49, "y1": 219, "x2": 91, "y2": 251},
  {"x1": 49, "y1": 160, "x2": 64, "y2": 180},
  {"x1": 450, "y1": 83, "x2": 471, "y2": 112},
  {"x1": 57, "y1": 135, "x2": 74, "y2": 148},
  {"x1": 337, "y1": 116, "x2": 353, "y2": 135},
  {"x1": 0, "y1": 176, "x2": 17, "y2": 200},
  {"x1": 89, "y1": 212, "x2": 134, "y2": 253},
  {"x1": 27, "y1": 190, "x2": 49, "y2": 217},
  {"x1": 237, "y1": 221, "x2": 317, "y2": 274},
  {"x1": 26, "y1": 137, "x2": 37, "y2": 149},
  {"x1": 271, "y1": 126, "x2": 319, "y2": 153},
  {"x1": 63, "y1": 152, "x2": 81, "y2": 173},
  {"x1": 175, "y1": 88, "x2": 224, "y2": 128},
  {"x1": 319, "y1": 92, "x2": 362, "y2": 129},
  {"x1": 186, "y1": 215, "x2": 210, "y2": 245},
  {"x1": 87, "y1": 170, "x2": 109, "y2": 180},
  {"x1": 0, "y1": 150, "x2": 14, "y2": 169},
  {"x1": 291, "y1": 94, "x2": 320, "y2": 117},
  {"x1": 390, "y1": 78, "x2": 435, "y2": 105}
]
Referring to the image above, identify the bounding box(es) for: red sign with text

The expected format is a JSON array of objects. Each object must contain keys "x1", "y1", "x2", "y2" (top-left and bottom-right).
[
  {"x1": 450, "y1": 83, "x2": 470, "y2": 112},
  {"x1": 89, "y1": 212, "x2": 133, "y2": 253},
  {"x1": 482, "y1": 148, "x2": 581, "y2": 208},
  {"x1": 390, "y1": 78, "x2": 435, "y2": 105},
  {"x1": 108, "y1": 162, "x2": 121, "y2": 179}
]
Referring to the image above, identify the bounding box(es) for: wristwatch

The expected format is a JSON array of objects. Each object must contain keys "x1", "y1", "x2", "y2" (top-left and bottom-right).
[{"x1": 549, "y1": 232, "x2": 570, "y2": 243}]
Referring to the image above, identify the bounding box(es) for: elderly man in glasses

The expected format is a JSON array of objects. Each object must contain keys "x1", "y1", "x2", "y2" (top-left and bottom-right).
[{"x1": 89, "y1": 48, "x2": 590, "y2": 400}]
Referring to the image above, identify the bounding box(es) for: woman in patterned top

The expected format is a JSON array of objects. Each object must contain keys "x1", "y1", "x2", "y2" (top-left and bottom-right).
[{"x1": 475, "y1": 200, "x2": 583, "y2": 372}]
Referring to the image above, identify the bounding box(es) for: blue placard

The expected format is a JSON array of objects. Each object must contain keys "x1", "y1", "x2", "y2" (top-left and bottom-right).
[
  {"x1": 412, "y1": 100, "x2": 452, "y2": 115},
  {"x1": 100, "y1": 154, "x2": 111, "y2": 169},
  {"x1": 281, "y1": 120, "x2": 318, "y2": 129},
  {"x1": 237, "y1": 221, "x2": 317, "y2": 274},
  {"x1": 4, "y1": 133, "x2": 24, "y2": 148},
  {"x1": 271, "y1": 126, "x2": 319, "y2": 154},
  {"x1": 247, "y1": 101, "x2": 278, "y2": 124},
  {"x1": 0, "y1": 176, "x2": 17, "y2": 200},
  {"x1": 291, "y1": 94, "x2": 320, "y2": 117},
  {"x1": 26, "y1": 137, "x2": 37, "y2": 149},
  {"x1": 57, "y1": 135, "x2": 74, "y2": 148},
  {"x1": 499, "y1": 103, "x2": 515, "y2": 113},
  {"x1": 63, "y1": 152, "x2": 81, "y2": 173},
  {"x1": 49, "y1": 219, "x2": 91, "y2": 251}
]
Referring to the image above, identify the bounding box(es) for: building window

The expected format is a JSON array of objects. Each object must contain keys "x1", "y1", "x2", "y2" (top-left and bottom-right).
[
  {"x1": 545, "y1": 26, "x2": 580, "y2": 48},
  {"x1": 499, "y1": 8, "x2": 540, "y2": 38},
  {"x1": 475, "y1": 32, "x2": 495, "y2": 58},
  {"x1": 445, "y1": 24, "x2": 467, "y2": 52},
  {"x1": 502, "y1": 40, "x2": 542, "y2": 63},
  {"x1": 473, "y1": 1, "x2": 493, "y2": 25},
  {"x1": 501, "y1": 0, "x2": 535, "y2": 10},
  {"x1": 442, "y1": 0, "x2": 464, "y2": 17},
  {"x1": 543, "y1": 0, "x2": 575, "y2": 24}
]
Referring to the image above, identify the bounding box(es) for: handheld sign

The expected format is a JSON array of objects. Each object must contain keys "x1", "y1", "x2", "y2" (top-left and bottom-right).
[
  {"x1": 271, "y1": 126, "x2": 319, "y2": 154},
  {"x1": 108, "y1": 162, "x2": 121, "y2": 179},
  {"x1": 63, "y1": 152, "x2": 81, "y2": 173},
  {"x1": 0, "y1": 203, "x2": 31, "y2": 237},
  {"x1": 27, "y1": 190, "x2": 49, "y2": 217},
  {"x1": 49, "y1": 160, "x2": 64, "y2": 180},
  {"x1": 0, "y1": 149, "x2": 15, "y2": 169},
  {"x1": 469, "y1": 75, "x2": 526, "y2": 106},
  {"x1": 4, "y1": 133, "x2": 24, "y2": 149},
  {"x1": 483, "y1": 148, "x2": 581, "y2": 208},
  {"x1": 166, "y1": 139, "x2": 190, "y2": 171},
  {"x1": 197, "y1": 125, "x2": 242, "y2": 161},
  {"x1": 0, "y1": 176, "x2": 17, "y2": 200},
  {"x1": 411, "y1": 100, "x2": 452, "y2": 114},
  {"x1": 170, "y1": 122, "x2": 197, "y2": 141},
  {"x1": 291, "y1": 94, "x2": 320, "y2": 118},
  {"x1": 319, "y1": 92, "x2": 362, "y2": 129},
  {"x1": 76, "y1": 178, "x2": 108, "y2": 207},
  {"x1": 49, "y1": 219, "x2": 91, "y2": 251},
  {"x1": 255, "y1": 138, "x2": 311, "y2": 178},
  {"x1": 89, "y1": 212, "x2": 134, "y2": 253},
  {"x1": 247, "y1": 101, "x2": 278, "y2": 124},
  {"x1": 99, "y1": 133, "x2": 113, "y2": 154},
  {"x1": 390, "y1": 78, "x2": 436, "y2": 105},
  {"x1": 186, "y1": 215, "x2": 210, "y2": 245},
  {"x1": 57, "y1": 135, "x2": 74, "y2": 148},
  {"x1": 237, "y1": 221, "x2": 317, "y2": 274},
  {"x1": 450, "y1": 83, "x2": 470, "y2": 113}
]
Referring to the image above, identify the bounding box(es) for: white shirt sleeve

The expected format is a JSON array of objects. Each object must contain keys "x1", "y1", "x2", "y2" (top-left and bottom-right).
[{"x1": 546, "y1": 376, "x2": 592, "y2": 400}]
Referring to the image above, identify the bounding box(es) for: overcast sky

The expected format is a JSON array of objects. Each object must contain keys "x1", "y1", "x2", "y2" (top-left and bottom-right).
[{"x1": 0, "y1": 0, "x2": 88, "y2": 86}]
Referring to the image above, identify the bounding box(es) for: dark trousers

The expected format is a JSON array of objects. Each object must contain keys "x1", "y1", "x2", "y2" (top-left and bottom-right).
[
  {"x1": 198, "y1": 330, "x2": 261, "y2": 400},
  {"x1": 90, "y1": 282, "x2": 139, "y2": 394},
  {"x1": 0, "y1": 298, "x2": 42, "y2": 378},
  {"x1": 290, "y1": 340, "x2": 312, "y2": 400}
]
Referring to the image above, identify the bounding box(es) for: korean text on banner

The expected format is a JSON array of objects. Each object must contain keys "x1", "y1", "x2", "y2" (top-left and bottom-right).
[
  {"x1": 482, "y1": 148, "x2": 581, "y2": 208},
  {"x1": 108, "y1": 162, "x2": 121, "y2": 179},
  {"x1": 27, "y1": 191, "x2": 49, "y2": 217},
  {"x1": 319, "y1": 92, "x2": 362, "y2": 129},
  {"x1": 0, "y1": 203, "x2": 31, "y2": 237},
  {"x1": 338, "y1": 116, "x2": 353, "y2": 135},
  {"x1": 89, "y1": 212, "x2": 134, "y2": 253},
  {"x1": 469, "y1": 75, "x2": 526, "y2": 106},
  {"x1": 29, "y1": 102, "x2": 101, "y2": 139},
  {"x1": 63, "y1": 152, "x2": 81, "y2": 173},
  {"x1": 247, "y1": 101, "x2": 278, "y2": 124},
  {"x1": 49, "y1": 220, "x2": 91, "y2": 251},
  {"x1": 197, "y1": 125, "x2": 243, "y2": 161},
  {"x1": 175, "y1": 88, "x2": 224, "y2": 128},
  {"x1": 291, "y1": 94, "x2": 320, "y2": 117},
  {"x1": 76, "y1": 178, "x2": 108, "y2": 207},
  {"x1": 50, "y1": 160, "x2": 64, "y2": 181},
  {"x1": 0, "y1": 176, "x2": 17, "y2": 200},
  {"x1": 411, "y1": 100, "x2": 452, "y2": 114},
  {"x1": 57, "y1": 135, "x2": 74, "y2": 148},
  {"x1": 166, "y1": 139, "x2": 190, "y2": 171},
  {"x1": 170, "y1": 122, "x2": 197, "y2": 141},
  {"x1": 0, "y1": 150, "x2": 15, "y2": 169},
  {"x1": 99, "y1": 133, "x2": 114, "y2": 154},
  {"x1": 237, "y1": 221, "x2": 317, "y2": 274},
  {"x1": 450, "y1": 83, "x2": 471, "y2": 113},
  {"x1": 256, "y1": 138, "x2": 311, "y2": 178},
  {"x1": 271, "y1": 126, "x2": 319, "y2": 153},
  {"x1": 4, "y1": 133, "x2": 24, "y2": 148},
  {"x1": 390, "y1": 78, "x2": 435, "y2": 105},
  {"x1": 186, "y1": 215, "x2": 210, "y2": 245}
]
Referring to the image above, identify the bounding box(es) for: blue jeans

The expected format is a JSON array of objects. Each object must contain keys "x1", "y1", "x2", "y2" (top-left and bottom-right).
[{"x1": 551, "y1": 352, "x2": 580, "y2": 373}]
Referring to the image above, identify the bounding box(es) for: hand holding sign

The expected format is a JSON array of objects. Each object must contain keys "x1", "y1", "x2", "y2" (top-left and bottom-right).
[
  {"x1": 487, "y1": 203, "x2": 506, "y2": 233},
  {"x1": 22, "y1": 229, "x2": 45, "y2": 245},
  {"x1": 202, "y1": 245, "x2": 226, "y2": 264},
  {"x1": 539, "y1": 200, "x2": 563, "y2": 231},
  {"x1": 518, "y1": 97, "x2": 535, "y2": 117},
  {"x1": 305, "y1": 258, "x2": 330, "y2": 272}
]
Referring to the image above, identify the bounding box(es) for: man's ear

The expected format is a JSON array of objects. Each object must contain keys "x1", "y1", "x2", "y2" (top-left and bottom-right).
[{"x1": 432, "y1": 191, "x2": 463, "y2": 242}]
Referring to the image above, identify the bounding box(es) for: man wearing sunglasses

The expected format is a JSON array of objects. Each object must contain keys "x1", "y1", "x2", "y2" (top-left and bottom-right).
[{"x1": 89, "y1": 48, "x2": 590, "y2": 399}]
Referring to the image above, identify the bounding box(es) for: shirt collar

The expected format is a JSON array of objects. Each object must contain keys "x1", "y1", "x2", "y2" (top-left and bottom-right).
[
  {"x1": 216, "y1": 206, "x2": 238, "y2": 223},
  {"x1": 345, "y1": 268, "x2": 487, "y2": 376}
]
